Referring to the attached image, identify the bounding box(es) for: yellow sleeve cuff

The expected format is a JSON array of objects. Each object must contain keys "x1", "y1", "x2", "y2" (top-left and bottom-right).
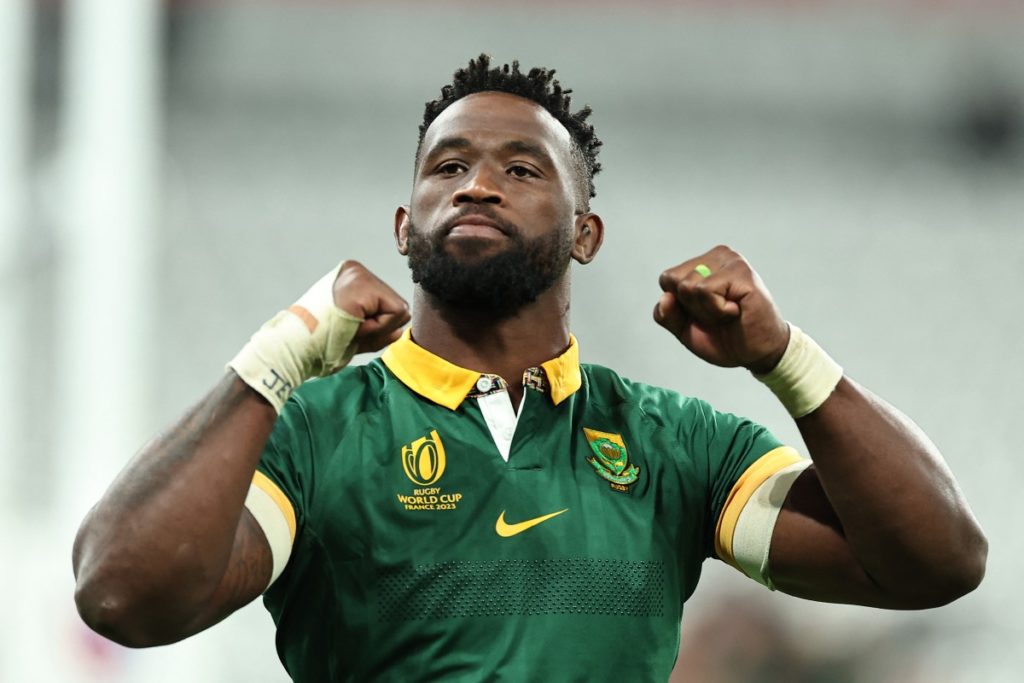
[{"x1": 714, "y1": 446, "x2": 803, "y2": 570}]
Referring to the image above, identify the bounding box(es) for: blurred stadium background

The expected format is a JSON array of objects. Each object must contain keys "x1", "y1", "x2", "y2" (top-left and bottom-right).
[{"x1": 1, "y1": 0, "x2": 1021, "y2": 681}]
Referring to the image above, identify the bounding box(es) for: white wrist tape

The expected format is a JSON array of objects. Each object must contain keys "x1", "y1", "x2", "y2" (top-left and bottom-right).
[
  {"x1": 228, "y1": 265, "x2": 363, "y2": 412},
  {"x1": 753, "y1": 324, "x2": 843, "y2": 418}
]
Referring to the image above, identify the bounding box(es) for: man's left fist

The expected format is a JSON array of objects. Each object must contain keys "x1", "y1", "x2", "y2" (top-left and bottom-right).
[{"x1": 653, "y1": 245, "x2": 790, "y2": 374}]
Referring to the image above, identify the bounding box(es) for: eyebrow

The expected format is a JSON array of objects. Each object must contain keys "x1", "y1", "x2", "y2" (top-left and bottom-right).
[
  {"x1": 501, "y1": 140, "x2": 555, "y2": 168},
  {"x1": 423, "y1": 136, "x2": 556, "y2": 168},
  {"x1": 424, "y1": 136, "x2": 472, "y2": 158}
]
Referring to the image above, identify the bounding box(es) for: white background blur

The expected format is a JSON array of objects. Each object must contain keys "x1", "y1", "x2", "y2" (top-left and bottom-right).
[{"x1": 1, "y1": 1, "x2": 1022, "y2": 681}]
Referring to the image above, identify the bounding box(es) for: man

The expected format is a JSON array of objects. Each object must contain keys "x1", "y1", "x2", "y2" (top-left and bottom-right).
[{"x1": 73, "y1": 55, "x2": 986, "y2": 681}]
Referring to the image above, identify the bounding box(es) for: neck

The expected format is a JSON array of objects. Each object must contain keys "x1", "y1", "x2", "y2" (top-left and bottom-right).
[{"x1": 410, "y1": 278, "x2": 572, "y2": 400}]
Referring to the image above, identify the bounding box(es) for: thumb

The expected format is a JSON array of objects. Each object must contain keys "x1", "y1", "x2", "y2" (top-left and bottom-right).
[
  {"x1": 357, "y1": 310, "x2": 407, "y2": 338},
  {"x1": 354, "y1": 308, "x2": 410, "y2": 352}
]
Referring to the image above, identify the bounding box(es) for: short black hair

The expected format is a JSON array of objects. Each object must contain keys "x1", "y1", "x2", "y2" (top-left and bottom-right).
[{"x1": 418, "y1": 54, "x2": 603, "y2": 212}]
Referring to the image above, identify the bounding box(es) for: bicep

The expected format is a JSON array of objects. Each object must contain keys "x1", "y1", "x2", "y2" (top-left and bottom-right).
[
  {"x1": 184, "y1": 509, "x2": 273, "y2": 637},
  {"x1": 769, "y1": 466, "x2": 893, "y2": 607}
]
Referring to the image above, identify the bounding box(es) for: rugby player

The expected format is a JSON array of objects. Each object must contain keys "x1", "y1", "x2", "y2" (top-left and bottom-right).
[{"x1": 72, "y1": 55, "x2": 987, "y2": 681}]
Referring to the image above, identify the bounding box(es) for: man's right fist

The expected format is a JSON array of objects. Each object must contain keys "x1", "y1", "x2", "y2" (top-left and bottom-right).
[
  {"x1": 229, "y1": 260, "x2": 409, "y2": 413},
  {"x1": 332, "y1": 260, "x2": 410, "y2": 354}
]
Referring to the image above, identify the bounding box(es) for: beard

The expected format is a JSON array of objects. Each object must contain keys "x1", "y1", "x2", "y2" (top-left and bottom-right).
[{"x1": 406, "y1": 211, "x2": 573, "y2": 318}]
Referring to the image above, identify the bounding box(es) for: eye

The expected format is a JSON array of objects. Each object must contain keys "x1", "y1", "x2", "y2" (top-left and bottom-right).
[
  {"x1": 508, "y1": 164, "x2": 538, "y2": 179},
  {"x1": 436, "y1": 161, "x2": 465, "y2": 176}
]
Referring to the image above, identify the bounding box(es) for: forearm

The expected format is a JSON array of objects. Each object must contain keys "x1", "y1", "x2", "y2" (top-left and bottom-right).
[
  {"x1": 72, "y1": 372, "x2": 276, "y2": 641},
  {"x1": 796, "y1": 376, "x2": 987, "y2": 605},
  {"x1": 655, "y1": 248, "x2": 985, "y2": 606},
  {"x1": 71, "y1": 261, "x2": 405, "y2": 644}
]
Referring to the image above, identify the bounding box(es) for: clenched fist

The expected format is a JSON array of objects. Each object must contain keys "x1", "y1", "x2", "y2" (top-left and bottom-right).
[
  {"x1": 230, "y1": 259, "x2": 410, "y2": 412},
  {"x1": 653, "y1": 245, "x2": 789, "y2": 374},
  {"x1": 333, "y1": 260, "x2": 410, "y2": 354}
]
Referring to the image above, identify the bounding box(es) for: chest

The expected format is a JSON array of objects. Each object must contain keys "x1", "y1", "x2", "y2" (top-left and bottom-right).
[{"x1": 307, "y1": 391, "x2": 705, "y2": 572}]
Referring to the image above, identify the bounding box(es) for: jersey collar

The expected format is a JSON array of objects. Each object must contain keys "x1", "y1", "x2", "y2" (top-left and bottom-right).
[{"x1": 381, "y1": 329, "x2": 582, "y2": 410}]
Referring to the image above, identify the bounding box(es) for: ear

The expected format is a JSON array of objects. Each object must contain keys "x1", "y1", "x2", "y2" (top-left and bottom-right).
[
  {"x1": 571, "y1": 213, "x2": 604, "y2": 265},
  {"x1": 394, "y1": 206, "x2": 411, "y2": 255}
]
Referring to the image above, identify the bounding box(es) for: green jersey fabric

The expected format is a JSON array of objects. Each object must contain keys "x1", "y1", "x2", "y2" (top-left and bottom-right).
[{"x1": 254, "y1": 333, "x2": 787, "y2": 682}]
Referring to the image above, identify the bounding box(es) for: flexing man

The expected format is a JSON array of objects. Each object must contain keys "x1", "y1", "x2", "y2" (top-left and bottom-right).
[{"x1": 73, "y1": 55, "x2": 986, "y2": 681}]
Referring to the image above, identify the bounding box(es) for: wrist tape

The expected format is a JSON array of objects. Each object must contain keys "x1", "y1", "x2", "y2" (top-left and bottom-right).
[
  {"x1": 228, "y1": 265, "x2": 363, "y2": 413},
  {"x1": 753, "y1": 324, "x2": 843, "y2": 418}
]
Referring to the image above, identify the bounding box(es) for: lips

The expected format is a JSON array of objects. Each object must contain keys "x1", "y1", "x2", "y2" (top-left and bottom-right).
[{"x1": 447, "y1": 213, "x2": 508, "y2": 239}]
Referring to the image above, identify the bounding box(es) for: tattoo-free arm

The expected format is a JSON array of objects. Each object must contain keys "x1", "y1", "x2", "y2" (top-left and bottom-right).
[
  {"x1": 654, "y1": 246, "x2": 986, "y2": 608},
  {"x1": 72, "y1": 373, "x2": 276, "y2": 646},
  {"x1": 769, "y1": 377, "x2": 987, "y2": 608}
]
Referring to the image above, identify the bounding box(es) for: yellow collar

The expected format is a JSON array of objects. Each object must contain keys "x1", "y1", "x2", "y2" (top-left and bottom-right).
[{"x1": 381, "y1": 329, "x2": 582, "y2": 410}]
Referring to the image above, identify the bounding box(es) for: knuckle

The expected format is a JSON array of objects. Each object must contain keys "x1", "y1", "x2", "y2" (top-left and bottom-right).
[
  {"x1": 731, "y1": 251, "x2": 750, "y2": 268},
  {"x1": 677, "y1": 275, "x2": 699, "y2": 293},
  {"x1": 726, "y1": 257, "x2": 752, "y2": 280},
  {"x1": 658, "y1": 270, "x2": 677, "y2": 289}
]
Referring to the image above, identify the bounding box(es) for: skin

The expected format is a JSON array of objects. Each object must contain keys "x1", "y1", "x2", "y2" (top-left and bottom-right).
[
  {"x1": 73, "y1": 90, "x2": 986, "y2": 648},
  {"x1": 654, "y1": 248, "x2": 987, "y2": 607},
  {"x1": 395, "y1": 92, "x2": 603, "y2": 407},
  {"x1": 72, "y1": 263, "x2": 409, "y2": 646}
]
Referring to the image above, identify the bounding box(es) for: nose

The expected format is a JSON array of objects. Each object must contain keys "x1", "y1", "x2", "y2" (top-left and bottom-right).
[{"x1": 453, "y1": 166, "x2": 505, "y2": 206}]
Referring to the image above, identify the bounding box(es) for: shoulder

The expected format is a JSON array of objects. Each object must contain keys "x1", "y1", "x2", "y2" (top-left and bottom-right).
[
  {"x1": 289, "y1": 359, "x2": 391, "y2": 419},
  {"x1": 581, "y1": 363, "x2": 714, "y2": 429},
  {"x1": 266, "y1": 359, "x2": 394, "y2": 462}
]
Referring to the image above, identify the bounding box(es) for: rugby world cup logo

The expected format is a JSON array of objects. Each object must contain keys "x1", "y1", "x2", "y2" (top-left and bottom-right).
[{"x1": 401, "y1": 430, "x2": 447, "y2": 486}]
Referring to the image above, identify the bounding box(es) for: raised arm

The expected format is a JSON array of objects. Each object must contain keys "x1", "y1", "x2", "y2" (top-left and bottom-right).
[
  {"x1": 654, "y1": 245, "x2": 986, "y2": 609},
  {"x1": 72, "y1": 261, "x2": 409, "y2": 646},
  {"x1": 770, "y1": 375, "x2": 985, "y2": 608},
  {"x1": 73, "y1": 376, "x2": 277, "y2": 646}
]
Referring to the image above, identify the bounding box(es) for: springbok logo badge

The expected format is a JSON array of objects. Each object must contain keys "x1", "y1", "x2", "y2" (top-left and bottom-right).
[
  {"x1": 583, "y1": 428, "x2": 640, "y2": 492},
  {"x1": 401, "y1": 430, "x2": 447, "y2": 486}
]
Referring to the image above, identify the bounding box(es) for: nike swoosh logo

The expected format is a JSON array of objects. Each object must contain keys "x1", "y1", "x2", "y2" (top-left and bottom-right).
[{"x1": 495, "y1": 508, "x2": 569, "y2": 537}]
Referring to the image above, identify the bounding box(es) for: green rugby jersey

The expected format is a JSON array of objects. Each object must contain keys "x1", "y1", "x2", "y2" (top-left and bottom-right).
[{"x1": 247, "y1": 331, "x2": 800, "y2": 682}]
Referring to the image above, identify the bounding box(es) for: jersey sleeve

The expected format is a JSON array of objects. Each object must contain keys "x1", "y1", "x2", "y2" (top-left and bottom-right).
[
  {"x1": 244, "y1": 394, "x2": 315, "y2": 589},
  {"x1": 696, "y1": 403, "x2": 805, "y2": 577}
]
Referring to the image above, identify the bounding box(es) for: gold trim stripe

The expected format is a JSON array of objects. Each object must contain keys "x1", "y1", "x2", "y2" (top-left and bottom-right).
[
  {"x1": 714, "y1": 446, "x2": 802, "y2": 568},
  {"x1": 541, "y1": 335, "x2": 582, "y2": 405},
  {"x1": 252, "y1": 470, "x2": 297, "y2": 541},
  {"x1": 382, "y1": 329, "x2": 583, "y2": 410},
  {"x1": 382, "y1": 330, "x2": 481, "y2": 410}
]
